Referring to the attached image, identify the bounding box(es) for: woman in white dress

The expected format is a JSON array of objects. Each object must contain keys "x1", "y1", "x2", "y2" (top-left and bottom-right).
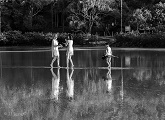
[
  {"x1": 50, "y1": 33, "x2": 62, "y2": 67},
  {"x1": 65, "y1": 34, "x2": 74, "y2": 68},
  {"x1": 66, "y1": 68, "x2": 74, "y2": 100},
  {"x1": 50, "y1": 68, "x2": 60, "y2": 100}
]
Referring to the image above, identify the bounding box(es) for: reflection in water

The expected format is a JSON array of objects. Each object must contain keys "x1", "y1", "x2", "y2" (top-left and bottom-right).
[
  {"x1": 120, "y1": 57, "x2": 124, "y2": 101},
  {"x1": 66, "y1": 68, "x2": 74, "y2": 100},
  {"x1": 106, "y1": 56, "x2": 111, "y2": 67},
  {"x1": 2, "y1": 49, "x2": 165, "y2": 119},
  {"x1": 105, "y1": 68, "x2": 113, "y2": 93},
  {"x1": 0, "y1": 82, "x2": 46, "y2": 119},
  {"x1": 51, "y1": 68, "x2": 60, "y2": 100},
  {"x1": 125, "y1": 56, "x2": 130, "y2": 67}
]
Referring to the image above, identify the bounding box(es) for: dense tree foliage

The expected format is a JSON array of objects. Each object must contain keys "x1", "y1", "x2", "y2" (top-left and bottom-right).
[
  {"x1": 67, "y1": 0, "x2": 116, "y2": 34},
  {"x1": 1, "y1": 0, "x2": 165, "y2": 34},
  {"x1": 130, "y1": 8, "x2": 152, "y2": 30},
  {"x1": 1, "y1": 0, "x2": 53, "y2": 32}
]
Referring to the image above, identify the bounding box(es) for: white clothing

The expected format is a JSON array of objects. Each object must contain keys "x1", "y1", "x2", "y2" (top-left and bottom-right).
[
  {"x1": 106, "y1": 69, "x2": 112, "y2": 92},
  {"x1": 67, "y1": 78, "x2": 74, "y2": 98},
  {"x1": 52, "y1": 77, "x2": 60, "y2": 100},
  {"x1": 52, "y1": 39, "x2": 59, "y2": 57},
  {"x1": 106, "y1": 79, "x2": 112, "y2": 92},
  {"x1": 66, "y1": 40, "x2": 73, "y2": 56},
  {"x1": 105, "y1": 46, "x2": 112, "y2": 56},
  {"x1": 66, "y1": 70, "x2": 74, "y2": 98}
]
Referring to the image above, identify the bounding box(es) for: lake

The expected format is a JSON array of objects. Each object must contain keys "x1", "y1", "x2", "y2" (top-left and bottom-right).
[{"x1": 0, "y1": 47, "x2": 165, "y2": 120}]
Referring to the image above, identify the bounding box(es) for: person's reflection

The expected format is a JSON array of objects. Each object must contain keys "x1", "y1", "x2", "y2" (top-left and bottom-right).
[
  {"x1": 66, "y1": 68, "x2": 74, "y2": 100},
  {"x1": 50, "y1": 68, "x2": 60, "y2": 101},
  {"x1": 105, "y1": 68, "x2": 113, "y2": 93}
]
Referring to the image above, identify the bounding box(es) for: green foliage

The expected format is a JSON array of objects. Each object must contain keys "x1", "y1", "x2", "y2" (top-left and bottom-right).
[
  {"x1": 1, "y1": 0, "x2": 165, "y2": 36},
  {"x1": 130, "y1": 8, "x2": 152, "y2": 30},
  {"x1": 113, "y1": 32, "x2": 165, "y2": 48},
  {"x1": 0, "y1": 31, "x2": 48, "y2": 46},
  {"x1": 127, "y1": 2, "x2": 165, "y2": 31},
  {"x1": 124, "y1": 0, "x2": 161, "y2": 9},
  {"x1": 0, "y1": 33, "x2": 8, "y2": 45},
  {"x1": 150, "y1": 2, "x2": 165, "y2": 27},
  {"x1": 68, "y1": 0, "x2": 115, "y2": 34},
  {"x1": 32, "y1": 15, "x2": 47, "y2": 31},
  {"x1": 1, "y1": 0, "x2": 52, "y2": 32},
  {"x1": 4, "y1": 31, "x2": 25, "y2": 45},
  {"x1": 0, "y1": 31, "x2": 98, "y2": 46},
  {"x1": 24, "y1": 32, "x2": 48, "y2": 45},
  {"x1": 72, "y1": 33, "x2": 85, "y2": 45}
]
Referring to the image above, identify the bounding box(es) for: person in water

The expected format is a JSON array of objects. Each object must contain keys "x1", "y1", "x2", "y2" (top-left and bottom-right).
[
  {"x1": 66, "y1": 68, "x2": 74, "y2": 101},
  {"x1": 50, "y1": 33, "x2": 62, "y2": 67},
  {"x1": 104, "y1": 43, "x2": 112, "y2": 67},
  {"x1": 65, "y1": 34, "x2": 74, "y2": 68},
  {"x1": 50, "y1": 68, "x2": 60, "y2": 100},
  {"x1": 105, "y1": 68, "x2": 113, "y2": 93}
]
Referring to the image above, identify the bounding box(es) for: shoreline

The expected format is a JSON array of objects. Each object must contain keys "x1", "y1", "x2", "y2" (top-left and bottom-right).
[{"x1": 0, "y1": 46, "x2": 165, "y2": 52}]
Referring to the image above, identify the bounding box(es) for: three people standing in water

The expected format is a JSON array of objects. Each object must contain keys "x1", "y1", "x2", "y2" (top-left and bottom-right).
[
  {"x1": 51, "y1": 33, "x2": 113, "y2": 68},
  {"x1": 51, "y1": 33, "x2": 74, "y2": 68}
]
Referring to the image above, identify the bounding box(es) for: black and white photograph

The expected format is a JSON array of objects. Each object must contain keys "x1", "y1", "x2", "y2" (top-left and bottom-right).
[{"x1": 0, "y1": 0, "x2": 165, "y2": 119}]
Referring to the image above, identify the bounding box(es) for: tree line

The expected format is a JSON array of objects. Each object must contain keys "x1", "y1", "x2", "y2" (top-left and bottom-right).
[{"x1": 1, "y1": 0, "x2": 165, "y2": 35}]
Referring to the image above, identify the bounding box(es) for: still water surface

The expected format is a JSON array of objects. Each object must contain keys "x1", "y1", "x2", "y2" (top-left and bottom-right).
[{"x1": 0, "y1": 47, "x2": 165, "y2": 120}]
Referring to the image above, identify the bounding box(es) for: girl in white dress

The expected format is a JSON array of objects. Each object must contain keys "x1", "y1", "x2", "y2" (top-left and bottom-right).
[
  {"x1": 65, "y1": 34, "x2": 74, "y2": 68},
  {"x1": 105, "y1": 44, "x2": 112, "y2": 67},
  {"x1": 50, "y1": 33, "x2": 62, "y2": 67}
]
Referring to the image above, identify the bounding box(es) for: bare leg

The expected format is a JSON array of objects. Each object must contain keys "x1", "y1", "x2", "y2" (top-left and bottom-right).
[
  {"x1": 106, "y1": 58, "x2": 111, "y2": 67},
  {"x1": 57, "y1": 56, "x2": 60, "y2": 67},
  {"x1": 51, "y1": 57, "x2": 57, "y2": 67},
  {"x1": 67, "y1": 55, "x2": 69, "y2": 68},
  {"x1": 69, "y1": 55, "x2": 74, "y2": 67},
  {"x1": 108, "y1": 57, "x2": 111, "y2": 67},
  {"x1": 106, "y1": 58, "x2": 109, "y2": 67}
]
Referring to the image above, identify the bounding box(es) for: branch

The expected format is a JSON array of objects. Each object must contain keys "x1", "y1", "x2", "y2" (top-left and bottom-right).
[
  {"x1": 32, "y1": 7, "x2": 42, "y2": 17},
  {"x1": 71, "y1": 29, "x2": 85, "y2": 34},
  {"x1": 80, "y1": 11, "x2": 90, "y2": 20},
  {"x1": 71, "y1": 10, "x2": 90, "y2": 21}
]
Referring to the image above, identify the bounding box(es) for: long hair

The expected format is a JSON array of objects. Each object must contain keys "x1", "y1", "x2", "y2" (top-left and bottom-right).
[
  {"x1": 54, "y1": 33, "x2": 59, "y2": 39},
  {"x1": 68, "y1": 33, "x2": 73, "y2": 40}
]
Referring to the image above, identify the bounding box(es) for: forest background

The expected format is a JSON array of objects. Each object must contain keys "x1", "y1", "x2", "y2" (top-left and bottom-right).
[{"x1": 1, "y1": 0, "x2": 165, "y2": 47}]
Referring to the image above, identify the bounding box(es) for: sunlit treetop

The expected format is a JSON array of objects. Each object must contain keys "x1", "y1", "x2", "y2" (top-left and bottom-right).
[{"x1": 79, "y1": 0, "x2": 115, "y2": 11}]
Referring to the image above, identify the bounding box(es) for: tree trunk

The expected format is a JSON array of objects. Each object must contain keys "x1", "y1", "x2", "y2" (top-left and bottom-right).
[
  {"x1": 57, "y1": 12, "x2": 58, "y2": 28},
  {"x1": 54, "y1": 11, "x2": 56, "y2": 27},
  {"x1": 0, "y1": 2, "x2": 2, "y2": 35},
  {"x1": 89, "y1": 22, "x2": 93, "y2": 34},
  {"x1": 28, "y1": 6, "x2": 33, "y2": 31},
  {"x1": 62, "y1": 12, "x2": 64, "y2": 32},
  {"x1": 51, "y1": 3, "x2": 53, "y2": 32},
  {"x1": 137, "y1": 19, "x2": 139, "y2": 31},
  {"x1": 62, "y1": 1, "x2": 64, "y2": 32}
]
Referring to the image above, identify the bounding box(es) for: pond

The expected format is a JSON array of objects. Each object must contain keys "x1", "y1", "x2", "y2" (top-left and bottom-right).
[{"x1": 0, "y1": 47, "x2": 165, "y2": 120}]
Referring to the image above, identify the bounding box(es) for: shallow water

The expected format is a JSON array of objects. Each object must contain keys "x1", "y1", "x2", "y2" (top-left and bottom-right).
[{"x1": 0, "y1": 47, "x2": 165, "y2": 120}]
